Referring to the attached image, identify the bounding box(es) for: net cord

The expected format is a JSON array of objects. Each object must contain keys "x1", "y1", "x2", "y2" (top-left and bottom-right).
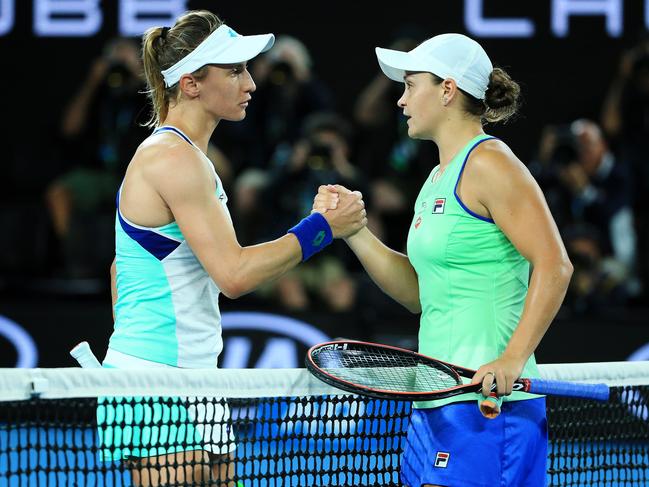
[{"x1": 0, "y1": 361, "x2": 647, "y2": 401}]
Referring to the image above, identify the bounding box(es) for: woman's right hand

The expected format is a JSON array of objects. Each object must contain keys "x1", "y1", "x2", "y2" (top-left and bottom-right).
[{"x1": 312, "y1": 184, "x2": 340, "y2": 214}]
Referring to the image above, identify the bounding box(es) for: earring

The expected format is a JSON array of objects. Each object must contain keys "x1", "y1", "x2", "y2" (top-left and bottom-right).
[{"x1": 442, "y1": 97, "x2": 449, "y2": 105}]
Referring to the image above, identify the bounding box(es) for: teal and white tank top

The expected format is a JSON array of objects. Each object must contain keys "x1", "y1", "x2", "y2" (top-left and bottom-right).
[{"x1": 109, "y1": 126, "x2": 230, "y2": 368}]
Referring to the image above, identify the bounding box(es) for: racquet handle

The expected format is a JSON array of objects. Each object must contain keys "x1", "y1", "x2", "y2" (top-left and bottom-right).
[
  {"x1": 519, "y1": 379, "x2": 610, "y2": 401},
  {"x1": 481, "y1": 378, "x2": 609, "y2": 419},
  {"x1": 479, "y1": 392, "x2": 502, "y2": 419}
]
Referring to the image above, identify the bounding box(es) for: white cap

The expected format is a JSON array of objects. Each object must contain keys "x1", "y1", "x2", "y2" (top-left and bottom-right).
[
  {"x1": 162, "y1": 24, "x2": 275, "y2": 87},
  {"x1": 375, "y1": 33, "x2": 493, "y2": 100}
]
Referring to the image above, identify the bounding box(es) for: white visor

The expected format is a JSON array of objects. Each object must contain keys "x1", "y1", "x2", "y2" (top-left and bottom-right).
[
  {"x1": 375, "y1": 33, "x2": 493, "y2": 100},
  {"x1": 161, "y1": 24, "x2": 275, "y2": 87}
]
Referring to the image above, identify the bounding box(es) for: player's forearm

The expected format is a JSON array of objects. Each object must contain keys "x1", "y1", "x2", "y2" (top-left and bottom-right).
[
  {"x1": 354, "y1": 76, "x2": 392, "y2": 126},
  {"x1": 345, "y1": 227, "x2": 421, "y2": 313},
  {"x1": 504, "y1": 258, "x2": 573, "y2": 362},
  {"x1": 61, "y1": 81, "x2": 101, "y2": 136},
  {"x1": 221, "y1": 235, "x2": 303, "y2": 299},
  {"x1": 601, "y1": 77, "x2": 625, "y2": 137}
]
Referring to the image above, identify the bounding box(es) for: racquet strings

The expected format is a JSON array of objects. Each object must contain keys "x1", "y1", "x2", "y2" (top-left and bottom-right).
[{"x1": 312, "y1": 343, "x2": 461, "y2": 394}]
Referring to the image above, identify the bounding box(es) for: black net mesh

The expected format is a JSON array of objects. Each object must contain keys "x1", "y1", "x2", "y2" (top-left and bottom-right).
[
  {"x1": 0, "y1": 384, "x2": 647, "y2": 486},
  {"x1": 546, "y1": 385, "x2": 649, "y2": 486}
]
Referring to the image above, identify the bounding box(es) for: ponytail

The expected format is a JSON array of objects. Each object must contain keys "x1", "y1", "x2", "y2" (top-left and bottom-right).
[
  {"x1": 140, "y1": 10, "x2": 223, "y2": 128},
  {"x1": 142, "y1": 26, "x2": 170, "y2": 128}
]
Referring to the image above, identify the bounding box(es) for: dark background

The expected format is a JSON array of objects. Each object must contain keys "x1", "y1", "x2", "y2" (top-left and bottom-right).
[
  {"x1": 4, "y1": 1, "x2": 649, "y2": 177},
  {"x1": 1, "y1": 1, "x2": 648, "y2": 368}
]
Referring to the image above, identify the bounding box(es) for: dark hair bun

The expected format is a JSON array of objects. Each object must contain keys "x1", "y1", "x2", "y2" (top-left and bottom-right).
[{"x1": 484, "y1": 68, "x2": 520, "y2": 123}]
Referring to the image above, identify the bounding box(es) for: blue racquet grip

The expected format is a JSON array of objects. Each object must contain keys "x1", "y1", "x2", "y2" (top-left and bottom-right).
[{"x1": 526, "y1": 379, "x2": 610, "y2": 401}]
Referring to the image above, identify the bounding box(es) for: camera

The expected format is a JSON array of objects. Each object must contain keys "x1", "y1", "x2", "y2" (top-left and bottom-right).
[
  {"x1": 550, "y1": 124, "x2": 579, "y2": 166},
  {"x1": 104, "y1": 61, "x2": 135, "y2": 96},
  {"x1": 268, "y1": 60, "x2": 297, "y2": 86},
  {"x1": 305, "y1": 140, "x2": 333, "y2": 171}
]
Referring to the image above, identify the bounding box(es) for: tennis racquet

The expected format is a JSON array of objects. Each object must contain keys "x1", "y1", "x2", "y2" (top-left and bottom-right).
[{"x1": 306, "y1": 340, "x2": 610, "y2": 417}]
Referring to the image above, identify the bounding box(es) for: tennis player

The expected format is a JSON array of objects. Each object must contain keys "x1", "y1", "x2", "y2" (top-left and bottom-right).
[
  {"x1": 314, "y1": 34, "x2": 573, "y2": 486},
  {"x1": 99, "y1": 9, "x2": 366, "y2": 486}
]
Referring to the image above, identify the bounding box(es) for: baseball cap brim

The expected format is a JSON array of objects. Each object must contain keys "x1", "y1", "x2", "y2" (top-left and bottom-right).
[
  {"x1": 375, "y1": 47, "x2": 424, "y2": 82},
  {"x1": 376, "y1": 34, "x2": 494, "y2": 99}
]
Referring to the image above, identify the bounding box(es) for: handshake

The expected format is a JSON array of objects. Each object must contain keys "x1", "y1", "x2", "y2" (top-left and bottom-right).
[{"x1": 311, "y1": 184, "x2": 367, "y2": 239}]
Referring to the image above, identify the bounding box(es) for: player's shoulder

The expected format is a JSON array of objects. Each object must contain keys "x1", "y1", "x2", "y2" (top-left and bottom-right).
[
  {"x1": 130, "y1": 133, "x2": 213, "y2": 194},
  {"x1": 136, "y1": 132, "x2": 203, "y2": 167},
  {"x1": 132, "y1": 133, "x2": 208, "y2": 179},
  {"x1": 467, "y1": 137, "x2": 529, "y2": 182}
]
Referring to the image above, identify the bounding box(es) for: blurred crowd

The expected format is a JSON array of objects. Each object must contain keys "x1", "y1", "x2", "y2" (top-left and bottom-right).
[{"x1": 2, "y1": 33, "x2": 649, "y2": 318}]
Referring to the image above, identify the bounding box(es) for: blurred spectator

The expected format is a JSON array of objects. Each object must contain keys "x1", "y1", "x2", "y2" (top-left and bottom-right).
[
  {"x1": 211, "y1": 35, "x2": 334, "y2": 174},
  {"x1": 353, "y1": 35, "x2": 435, "y2": 251},
  {"x1": 240, "y1": 112, "x2": 366, "y2": 311},
  {"x1": 232, "y1": 168, "x2": 270, "y2": 247},
  {"x1": 44, "y1": 38, "x2": 149, "y2": 277},
  {"x1": 601, "y1": 37, "x2": 649, "y2": 301},
  {"x1": 531, "y1": 120, "x2": 637, "y2": 289},
  {"x1": 532, "y1": 118, "x2": 642, "y2": 300},
  {"x1": 563, "y1": 224, "x2": 629, "y2": 314},
  {"x1": 565, "y1": 120, "x2": 636, "y2": 275},
  {"x1": 528, "y1": 124, "x2": 575, "y2": 230}
]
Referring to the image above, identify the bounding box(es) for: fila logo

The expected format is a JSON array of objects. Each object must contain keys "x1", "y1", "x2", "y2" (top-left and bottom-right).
[
  {"x1": 433, "y1": 198, "x2": 446, "y2": 214},
  {"x1": 434, "y1": 451, "x2": 450, "y2": 468},
  {"x1": 414, "y1": 216, "x2": 422, "y2": 229}
]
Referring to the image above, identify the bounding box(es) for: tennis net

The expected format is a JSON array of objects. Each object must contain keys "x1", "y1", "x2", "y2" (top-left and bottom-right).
[{"x1": 0, "y1": 362, "x2": 647, "y2": 486}]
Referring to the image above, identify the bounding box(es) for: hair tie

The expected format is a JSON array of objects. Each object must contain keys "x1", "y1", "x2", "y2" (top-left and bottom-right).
[{"x1": 161, "y1": 26, "x2": 170, "y2": 39}]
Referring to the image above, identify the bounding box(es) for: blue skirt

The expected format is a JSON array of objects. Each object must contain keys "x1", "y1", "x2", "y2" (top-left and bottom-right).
[{"x1": 401, "y1": 398, "x2": 548, "y2": 487}]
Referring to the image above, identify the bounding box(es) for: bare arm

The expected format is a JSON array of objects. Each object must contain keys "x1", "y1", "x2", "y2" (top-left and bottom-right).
[
  {"x1": 345, "y1": 227, "x2": 421, "y2": 313},
  {"x1": 354, "y1": 74, "x2": 394, "y2": 127},
  {"x1": 468, "y1": 144, "x2": 573, "y2": 395},
  {"x1": 61, "y1": 59, "x2": 108, "y2": 137},
  {"x1": 149, "y1": 148, "x2": 365, "y2": 299},
  {"x1": 601, "y1": 49, "x2": 636, "y2": 138},
  {"x1": 601, "y1": 75, "x2": 626, "y2": 138},
  {"x1": 316, "y1": 185, "x2": 420, "y2": 313}
]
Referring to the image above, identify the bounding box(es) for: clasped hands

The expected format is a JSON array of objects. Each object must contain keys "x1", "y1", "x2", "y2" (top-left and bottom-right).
[{"x1": 312, "y1": 184, "x2": 367, "y2": 238}]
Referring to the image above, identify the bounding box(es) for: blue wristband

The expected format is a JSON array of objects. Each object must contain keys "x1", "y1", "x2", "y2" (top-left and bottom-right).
[{"x1": 288, "y1": 213, "x2": 333, "y2": 261}]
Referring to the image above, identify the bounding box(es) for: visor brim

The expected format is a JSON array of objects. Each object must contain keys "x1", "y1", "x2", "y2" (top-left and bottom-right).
[{"x1": 216, "y1": 33, "x2": 275, "y2": 64}]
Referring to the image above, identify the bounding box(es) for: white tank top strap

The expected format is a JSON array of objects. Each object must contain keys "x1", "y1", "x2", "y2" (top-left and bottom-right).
[{"x1": 152, "y1": 125, "x2": 219, "y2": 179}]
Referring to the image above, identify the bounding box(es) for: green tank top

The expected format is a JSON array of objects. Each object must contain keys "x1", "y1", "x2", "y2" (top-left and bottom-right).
[{"x1": 406, "y1": 133, "x2": 540, "y2": 409}]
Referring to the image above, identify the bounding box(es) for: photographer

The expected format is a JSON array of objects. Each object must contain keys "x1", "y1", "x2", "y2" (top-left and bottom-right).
[
  {"x1": 45, "y1": 38, "x2": 149, "y2": 277},
  {"x1": 563, "y1": 224, "x2": 629, "y2": 314},
  {"x1": 353, "y1": 33, "x2": 436, "y2": 252},
  {"x1": 601, "y1": 38, "x2": 649, "y2": 300},
  {"x1": 532, "y1": 120, "x2": 637, "y2": 294},
  {"x1": 253, "y1": 112, "x2": 367, "y2": 311},
  {"x1": 212, "y1": 35, "x2": 334, "y2": 172}
]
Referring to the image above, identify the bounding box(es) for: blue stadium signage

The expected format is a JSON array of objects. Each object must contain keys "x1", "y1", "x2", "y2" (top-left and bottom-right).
[
  {"x1": 0, "y1": 315, "x2": 38, "y2": 368},
  {"x1": 220, "y1": 311, "x2": 330, "y2": 369}
]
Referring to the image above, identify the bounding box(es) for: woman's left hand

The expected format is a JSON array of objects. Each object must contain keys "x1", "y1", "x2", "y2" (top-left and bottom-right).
[{"x1": 471, "y1": 354, "x2": 527, "y2": 397}]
